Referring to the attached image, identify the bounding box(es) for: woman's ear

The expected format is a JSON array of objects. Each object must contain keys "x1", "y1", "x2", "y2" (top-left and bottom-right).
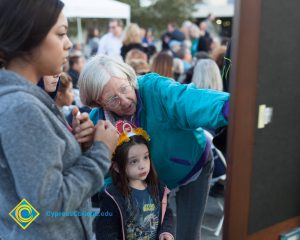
[{"x1": 112, "y1": 162, "x2": 120, "y2": 173}]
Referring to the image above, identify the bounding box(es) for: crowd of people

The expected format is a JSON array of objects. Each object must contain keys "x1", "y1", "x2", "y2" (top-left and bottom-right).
[{"x1": 0, "y1": 0, "x2": 230, "y2": 239}]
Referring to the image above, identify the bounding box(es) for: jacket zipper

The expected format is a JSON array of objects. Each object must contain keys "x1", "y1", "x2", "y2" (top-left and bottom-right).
[
  {"x1": 105, "y1": 189, "x2": 126, "y2": 240},
  {"x1": 79, "y1": 216, "x2": 88, "y2": 240}
]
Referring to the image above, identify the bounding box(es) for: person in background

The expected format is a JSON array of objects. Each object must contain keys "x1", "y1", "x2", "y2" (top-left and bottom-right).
[
  {"x1": 161, "y1": 22, "x2": 185, "y2": 51},
  {"x1": 38, "y1": 75, "x2": 60, "y2": 99},
  {"x1": 150, "y1": 52, "x2": 174, "y2": 79},
  {"x1": 172, "y1": 58, "x2": 185, "y2": 82},
  {"x1": 180, "y1": 20, "x2": 193, "y2": 42},
  {"x1": 210, "y1": 45, "x2": 227, "y2": 71},
  {"x1": 97, "y1": 19, "x2": 124, "y2": 58},
  {"x1": 192, "y1": 59, "x2": 223, "y2": 91},
  {"x1": 94, "y1": 122, "x2": 174, "y2": 240},
  {"x1": 67, "y1": 51, "x2": 86, "y2": 110},
  {"x1": 181, "y1": 51, "x2": 211, "y2": 84},
  {"x1": 168, "y1": 40, "x2": 182, "y2": 58},
  {"x1": 175, "y1": 46, "x2": 192, "y2": 73},
  {"x1": 121, "y1": 23, "x2": 147, "y2": 60},
  {"x1": 86, "y1": 27, "x2": 100, "y2": 57},
  {"x1": 39, "y1": 74, "x2": 94, "y2": 150},
  {"x1": 198, "y1": 21, "x2": 213, "y2": 53},
  {"x1": 204, "y1": 13, "x2": 220, "y2": 39},
  {"x1": 127, "y1": 59, "x2": 150, "y2": 76},
  {"x1": 189, "y1": 24, "x2": 201, "y2": 57},
  {"x1": 125, "y1": 49, "x2": 150, "y2": 76},
  {"x1": 120, "y1": 23, "x2": 156, "y2": 61},
  {"x1": 79, "y1": 54, "x2": 230, "y2": 240},
  {"x1": 141, "y1": 28, "x2": 155, "y2": 46},
  {"x1": 67, "y1": 51, "x2": 85, "y2": 89},
  {"x1": 0, "y1": 1, "x2": 118, "y2": 239},
  {"x1": 55, "y1": 72, "x2": 74, "y2": 114},
  {"x1": 125, "y1": 49, "x2": 149, "y2": 64}
]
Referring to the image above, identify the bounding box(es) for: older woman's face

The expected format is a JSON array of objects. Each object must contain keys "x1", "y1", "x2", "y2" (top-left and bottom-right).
[{"x1": 99, "y1": 77, "x2": 137, "y2": 117}]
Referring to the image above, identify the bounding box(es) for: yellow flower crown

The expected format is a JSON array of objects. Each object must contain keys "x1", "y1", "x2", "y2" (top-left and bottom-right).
[{"x1": 117, "y1": 127, "x2": 150, "y2": 147}]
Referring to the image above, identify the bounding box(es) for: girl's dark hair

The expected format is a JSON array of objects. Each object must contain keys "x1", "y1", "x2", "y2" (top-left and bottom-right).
[
  {"x1": 111, "y1": 135, "x2": 159, "y2": 201},
  {"x1": 0, "y1": 0, "x2": 64, "y2": 68}
]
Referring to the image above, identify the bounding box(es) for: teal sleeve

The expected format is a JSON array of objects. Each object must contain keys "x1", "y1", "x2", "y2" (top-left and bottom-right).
[
  {"x1": 139, "y1": 73, "x2": 230, "y2": 130},
  {"x1": 104, "y1": 177, "x2": 112, "y2": 189},
  {"x1": 89, "y1": 108, "x2": 101, "y2": 125}
]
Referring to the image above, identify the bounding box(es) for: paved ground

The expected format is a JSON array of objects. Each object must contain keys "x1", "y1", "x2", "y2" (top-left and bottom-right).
[
  {"x1": 168, "y1": 189, "x2": 224, "y2": 240},
  {"x1": 202, "y1": 195, "x2": 224, "y2": 240}
]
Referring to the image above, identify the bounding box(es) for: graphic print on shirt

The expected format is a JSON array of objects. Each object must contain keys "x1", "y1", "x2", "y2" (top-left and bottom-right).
[{"x1": 126, "y1": 188, "x2": 160, "y2": 240}]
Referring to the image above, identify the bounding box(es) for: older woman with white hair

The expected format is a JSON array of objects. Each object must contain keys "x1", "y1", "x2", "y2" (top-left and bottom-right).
[
  {"x1": 79, "y1": 54, "x2": 230, "y2": 240},
  {"x1": 192, "y1": 59, "x2": 223, "y2": 91}
]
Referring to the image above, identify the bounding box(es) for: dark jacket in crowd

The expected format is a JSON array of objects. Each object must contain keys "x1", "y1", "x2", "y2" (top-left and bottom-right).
[
  {"x1": 161, "y1": 29, "x2": 185, "y2": 50},
  {"x1": 197, "y1": 32, "x2": 213, "y2": 53},
  {"x1": 68, "y1": 68, "x2": 80, "y2": 89}
]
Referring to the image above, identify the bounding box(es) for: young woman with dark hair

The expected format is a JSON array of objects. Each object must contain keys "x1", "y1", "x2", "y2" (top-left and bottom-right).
[{"x1": 0, "y1": 0, "x2": 118, "y2": 239}]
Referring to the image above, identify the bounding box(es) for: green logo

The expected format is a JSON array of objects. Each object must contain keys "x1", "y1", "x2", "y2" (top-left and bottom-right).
[{"x1": 9, "y1": 199, "x2": 40, "y2": 230}]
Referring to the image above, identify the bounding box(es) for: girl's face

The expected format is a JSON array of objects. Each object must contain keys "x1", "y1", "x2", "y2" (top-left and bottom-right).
[
  {"x1": 43, "y1": 75, "x2": 59, "y2": 93},
  {"x1": 60, "y1": 82, "x2": 74, "y2": 106},
  {"x1": 31, "y1": 12, "x2": 72, "y2": 77},
  {"x1": 125, "y1": 143, "x2": 150, "y2": 189}
]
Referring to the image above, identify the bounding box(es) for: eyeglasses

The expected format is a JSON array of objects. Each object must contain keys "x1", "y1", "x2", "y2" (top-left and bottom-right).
[{"x1": 103, "y1": 84, "x2": 133, "y2": 109}]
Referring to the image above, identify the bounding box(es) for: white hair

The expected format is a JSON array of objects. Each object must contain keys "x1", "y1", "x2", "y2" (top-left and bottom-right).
[
  {"x1": 78, "y1": 54, "x2": 137, "y2": 107},
  {"x1": 173, "y1": 58, "x2": 184, "y2": 75},
  {"x1": 192, "y1": 59, "x2": 223, "y2": 91},
  {"x1": 189, "y1": 24, "x2": 201, "y2": 39}
]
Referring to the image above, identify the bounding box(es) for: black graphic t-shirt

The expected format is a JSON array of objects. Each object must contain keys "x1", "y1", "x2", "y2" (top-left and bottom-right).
[{"x1": 126, "y1": 187, "x2": 160, "y2": 240}]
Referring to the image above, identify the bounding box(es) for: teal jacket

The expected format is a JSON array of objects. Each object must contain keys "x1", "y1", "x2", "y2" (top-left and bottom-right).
[{"x1": 90, "y1": 73, "x2": 229, "y2": 189}]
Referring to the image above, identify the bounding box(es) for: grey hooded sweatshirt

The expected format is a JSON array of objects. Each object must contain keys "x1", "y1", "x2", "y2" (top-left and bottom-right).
[{"x1": 0, "y1": 70, "x2": 110, "y2": 240}]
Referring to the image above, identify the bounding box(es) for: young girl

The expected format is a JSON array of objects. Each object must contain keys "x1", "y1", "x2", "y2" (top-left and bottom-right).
[
  {"x1": 94, "y1": 121, "x2": 174, "y2": 240},
  {"x1": 37, "y1": 75, "x2": 60, "y2": 99},
  {"x1": 55, "y1": 72, "x2": 74, "y2": 110}
]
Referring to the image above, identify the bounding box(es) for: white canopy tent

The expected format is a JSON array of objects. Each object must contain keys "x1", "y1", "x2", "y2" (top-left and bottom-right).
[
  {"x1": 62, "y1": 0, "x2": 131, "y2": 43},
  {"x1": 193, "y1": 2, "x2": 234, "y2": 18}
]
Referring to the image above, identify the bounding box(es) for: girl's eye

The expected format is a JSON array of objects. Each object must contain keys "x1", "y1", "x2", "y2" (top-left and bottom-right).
[
  {"x1": 144, "y1": 155, "x2": 149, "y2": 160},
  {"x1": 129, "y1": 160, "x2": 137, "y2": 165}
]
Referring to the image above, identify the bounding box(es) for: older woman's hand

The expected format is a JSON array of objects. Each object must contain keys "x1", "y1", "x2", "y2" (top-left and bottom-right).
[{"x1": 72, "y1": 107, "x2": 95, "y2": 151}]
